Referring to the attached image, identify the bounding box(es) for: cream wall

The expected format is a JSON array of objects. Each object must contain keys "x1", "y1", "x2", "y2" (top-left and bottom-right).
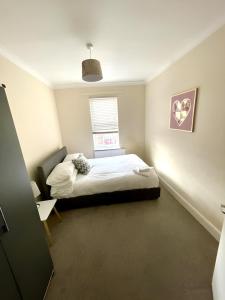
[
  {"x1": 54, "y1": 84, "x2": 145, "y2": 159},
  {"x1": 0, "y1": 55, "x2": 62, "y2": 178},
  {"x1": 145, "y1": 25, "x2": 225, "y2": 231}
]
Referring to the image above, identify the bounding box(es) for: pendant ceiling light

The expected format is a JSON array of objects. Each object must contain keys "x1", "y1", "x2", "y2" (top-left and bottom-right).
[{"x1": 82, "y1": 43, "x2": 103, "y2": 82}]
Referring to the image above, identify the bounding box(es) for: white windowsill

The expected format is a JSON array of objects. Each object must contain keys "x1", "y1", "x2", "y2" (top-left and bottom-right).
[{"x1": 94, "y1": 147, "x2": 124, "y2": 152}]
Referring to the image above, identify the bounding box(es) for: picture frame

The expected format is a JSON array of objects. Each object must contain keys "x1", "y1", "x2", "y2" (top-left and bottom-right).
[{"x1": 169, "y1": 88, "x2": 197, "y2": 132}]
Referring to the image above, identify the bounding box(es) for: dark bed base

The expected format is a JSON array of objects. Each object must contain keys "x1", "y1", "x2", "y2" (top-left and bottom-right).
[{"x1": 55, "y1": 187, "x2": 160, "y2": 211}]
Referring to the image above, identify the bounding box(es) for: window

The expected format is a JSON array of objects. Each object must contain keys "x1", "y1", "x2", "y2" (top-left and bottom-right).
[{"x1": 89, "y1": 97, "x2": 120, "y2": 150}]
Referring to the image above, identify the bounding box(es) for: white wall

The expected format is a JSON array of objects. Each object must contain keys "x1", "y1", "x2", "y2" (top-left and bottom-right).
[
  {"x1": 213, "y1": 218, "x2": 225, "y2": 300},
  {"x1": 54, "y1": 84, "x2": 145, "y2": 159},
  {"x1": 145, "y1": 24, "x2": 225, "y2": 231},
  {"x1": 0, "y1": 54, "x2": 62, "y2": 178}
]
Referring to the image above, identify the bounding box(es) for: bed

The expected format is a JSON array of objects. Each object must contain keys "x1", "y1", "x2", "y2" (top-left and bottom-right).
[{"x1": 37, "y1": 147, "x2": 160, "y2": 209}]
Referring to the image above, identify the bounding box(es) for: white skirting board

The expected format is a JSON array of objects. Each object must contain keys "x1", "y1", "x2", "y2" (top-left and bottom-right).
[
  {"x1": 94, "y1": 148, "x2": 126, "y2": 158},
  {"x1": 159, "y1": 175, "x2": 221, "y2": 241}
]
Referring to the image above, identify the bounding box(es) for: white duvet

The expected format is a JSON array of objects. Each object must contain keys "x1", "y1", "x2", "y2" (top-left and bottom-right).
[{"x1": 51, "y1": 154, "x2": 159, "y2": 199}]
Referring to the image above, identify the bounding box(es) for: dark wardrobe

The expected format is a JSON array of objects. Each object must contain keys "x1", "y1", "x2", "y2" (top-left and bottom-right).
[{"x1": 0, "y1": 85, "x2": 53, "y2": 299}]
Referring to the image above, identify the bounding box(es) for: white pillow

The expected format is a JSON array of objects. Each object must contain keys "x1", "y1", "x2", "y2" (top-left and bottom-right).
[
  {"x1": 51, "y1": 176, "x2": 76, "y2": 198},
  {"x1": 46, "y1": 161, "x2": 75, "y2": 186},
  {"x1": 63, "y1": 153, "x2": 83, "y2": 162},
  {"x1": 50, "y1": 169, "x2": 78, "y2": 187}
]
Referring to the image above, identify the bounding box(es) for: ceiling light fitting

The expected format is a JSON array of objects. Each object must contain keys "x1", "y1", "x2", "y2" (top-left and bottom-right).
[{"x1": 82, "y1": 43, "x2": 103, "y2": 82}]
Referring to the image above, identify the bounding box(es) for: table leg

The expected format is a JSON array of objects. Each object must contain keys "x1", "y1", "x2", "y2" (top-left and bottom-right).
[
  {"x1": 43, "y1": 221, "x2": 53, "y2": 246},
  {"x1": 53, "y1": 207, "x2": 62, "y2": 222}
]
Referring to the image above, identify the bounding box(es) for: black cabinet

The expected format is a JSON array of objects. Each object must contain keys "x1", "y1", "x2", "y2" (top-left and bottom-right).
[
  {"x1": 0, "y1": 86, "x2": 53, "y2": 299},
  {"x1": 0, "y1": 242, "x2": 21, "y2": 299}
]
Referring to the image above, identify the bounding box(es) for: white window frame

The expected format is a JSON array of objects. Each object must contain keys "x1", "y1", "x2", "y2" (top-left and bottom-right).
[{"x1": 89, "y1": 97, "x2": 120, "y2": 151}]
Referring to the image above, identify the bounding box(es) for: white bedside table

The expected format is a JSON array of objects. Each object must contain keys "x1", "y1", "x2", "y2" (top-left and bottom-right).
[{"x1": 36, "y1": 199, "x2": 62, "y2": 245}]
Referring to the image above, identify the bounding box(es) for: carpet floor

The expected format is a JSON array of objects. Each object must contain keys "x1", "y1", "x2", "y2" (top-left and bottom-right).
[{"x1": 46, "y1": 187, "x2": 218, "y2": 300}]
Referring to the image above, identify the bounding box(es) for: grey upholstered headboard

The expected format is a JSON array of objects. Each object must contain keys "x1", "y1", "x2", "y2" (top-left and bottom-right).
[{"x1": 37, "y1": 147, "x2": 67, "y2": 199}]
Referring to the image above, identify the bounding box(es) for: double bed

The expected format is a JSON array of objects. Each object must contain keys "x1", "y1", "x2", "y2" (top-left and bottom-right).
[{"x1": 37, "y1": 147, "x2": 160, "y2": 209}]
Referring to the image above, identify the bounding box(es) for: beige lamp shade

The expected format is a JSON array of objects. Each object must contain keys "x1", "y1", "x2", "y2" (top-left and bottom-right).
[
  {"x1": 82, "y1": 59, "x2": 103, "y2": 82},
  {"x1": 30, "y1": 181, "x2": 41, "y2": 198}
]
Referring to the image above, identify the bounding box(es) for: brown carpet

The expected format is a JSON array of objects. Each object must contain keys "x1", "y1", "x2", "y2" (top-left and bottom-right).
[{"x1": 46, "y1": 187, "x2": 218, "y2": 300}]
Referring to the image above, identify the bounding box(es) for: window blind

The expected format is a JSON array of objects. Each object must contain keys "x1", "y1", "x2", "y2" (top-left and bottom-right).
[{"x1": 89, "y1": 97, "x2": 119, "y2": 133}]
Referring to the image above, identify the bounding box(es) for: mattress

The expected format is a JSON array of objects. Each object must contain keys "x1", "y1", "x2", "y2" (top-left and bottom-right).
[{"x1": 51, "y1": 154, "x2": 159, "y2": 199}]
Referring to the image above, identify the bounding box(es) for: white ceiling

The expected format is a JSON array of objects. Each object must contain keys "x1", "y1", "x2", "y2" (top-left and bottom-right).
[{"x1": 0, "y1": 0, "x2": 225, "y2": 88}]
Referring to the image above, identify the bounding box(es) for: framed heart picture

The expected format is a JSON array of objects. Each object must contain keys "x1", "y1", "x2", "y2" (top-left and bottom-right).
[{"x1": 169, "y1": 88, "x2": 197, "y2": 132}]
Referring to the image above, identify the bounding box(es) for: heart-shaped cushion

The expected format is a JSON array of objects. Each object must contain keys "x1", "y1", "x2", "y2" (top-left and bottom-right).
[{"x1": 172, "y1": 98, "x2": 191, "y2": 126}]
